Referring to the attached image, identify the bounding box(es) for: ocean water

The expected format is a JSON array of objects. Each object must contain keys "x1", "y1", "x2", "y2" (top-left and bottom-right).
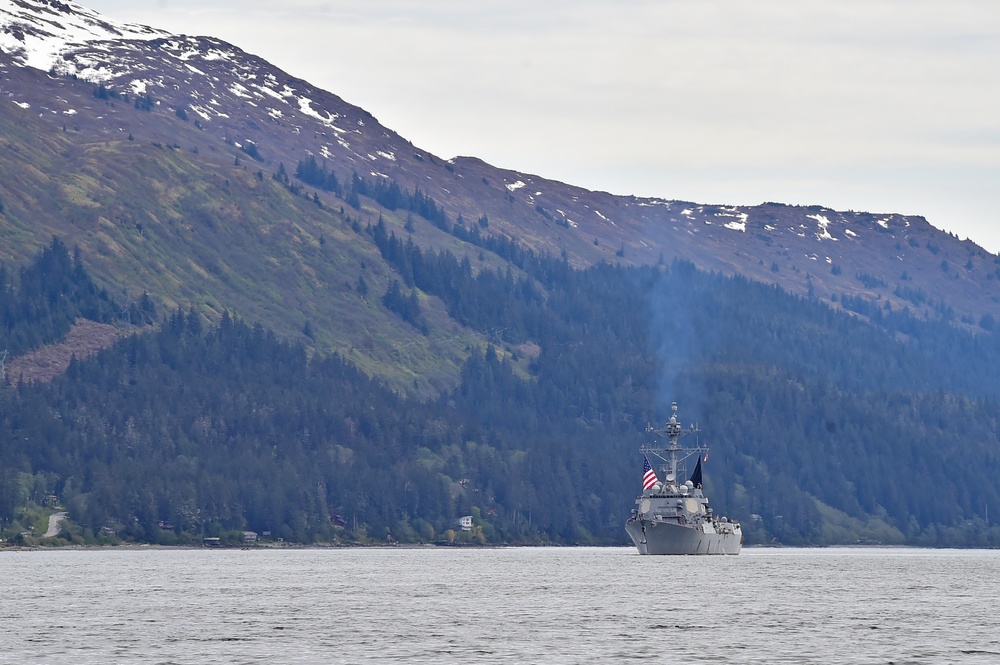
[{"x1": 1, "y1": 546, "x2": 998, "y2": 664}]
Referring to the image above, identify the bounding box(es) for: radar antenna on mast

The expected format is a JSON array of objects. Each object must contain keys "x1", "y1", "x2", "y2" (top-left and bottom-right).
[{"x1": 641, "y1": 402, "x2": 708, "y2": 486}]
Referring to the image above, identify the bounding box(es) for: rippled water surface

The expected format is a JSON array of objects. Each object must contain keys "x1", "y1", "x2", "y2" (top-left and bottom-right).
[{"x1": 2, "y1": 547, "x2": 999, "y2": 664}]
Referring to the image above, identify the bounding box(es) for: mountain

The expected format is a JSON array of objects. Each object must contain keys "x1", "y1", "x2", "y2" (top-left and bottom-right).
[
  {"x1": 1, "y1": 1, "x2": 999, "y2": 548},
  {"x1": 3, "y1": 0, "x2": 998, "y2": 346}
]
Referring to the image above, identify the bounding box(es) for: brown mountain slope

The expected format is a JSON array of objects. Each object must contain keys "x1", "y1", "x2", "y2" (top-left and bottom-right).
[
  {"x1": 2, "y1": 0, "x2": 998, "y2": 368},
  {"x1": 6, "y1": 318, "x2": 121, "y2": 385}
]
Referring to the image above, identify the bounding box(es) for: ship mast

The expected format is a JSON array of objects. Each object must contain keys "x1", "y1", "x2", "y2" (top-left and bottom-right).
[{"x1": 641, "y1": 402, "x2": 707, "y2": 488}]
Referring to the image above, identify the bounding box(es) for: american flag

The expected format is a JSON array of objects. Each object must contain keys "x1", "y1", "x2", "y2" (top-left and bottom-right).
[{"x1": 642, "y1": 455, "x2": 659, "y2": 490}]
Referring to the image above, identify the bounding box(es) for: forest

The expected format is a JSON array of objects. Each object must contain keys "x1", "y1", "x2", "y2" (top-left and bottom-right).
[{"x1": 1, "y1": 237, "x2": 999, "y2": 547}]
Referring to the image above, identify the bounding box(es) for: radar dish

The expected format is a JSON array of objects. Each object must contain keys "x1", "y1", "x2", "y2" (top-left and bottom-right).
[
  {"x1": 639, "y1": 499, "x2": 652, "y2": 514},
  {"x1": 665, "y1": 473, "x2": 675, "y2": 483}
]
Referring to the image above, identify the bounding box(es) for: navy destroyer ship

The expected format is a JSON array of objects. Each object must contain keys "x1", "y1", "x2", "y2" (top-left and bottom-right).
[{"x1": 625, "y1": 403, "x2": 742, "y2": 555}]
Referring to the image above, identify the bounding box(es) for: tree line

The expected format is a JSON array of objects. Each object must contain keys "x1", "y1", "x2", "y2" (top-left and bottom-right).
[{"x1": 2, "y1": 236, "x2": 1000, "y2": 547}]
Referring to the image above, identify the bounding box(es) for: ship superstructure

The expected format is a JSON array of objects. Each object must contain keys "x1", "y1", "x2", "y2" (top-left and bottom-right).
[{"x1": 625, "y1": 403, "x2": 742, "y2": 555}]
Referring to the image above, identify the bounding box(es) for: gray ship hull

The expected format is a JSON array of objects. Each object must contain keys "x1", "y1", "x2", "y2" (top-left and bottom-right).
[{"x1": 625, "y1": 519, "x2": 742, "y2": 555}]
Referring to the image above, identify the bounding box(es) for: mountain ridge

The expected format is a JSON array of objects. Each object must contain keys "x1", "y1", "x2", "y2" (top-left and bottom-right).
[{"x1": 3, "y1": 0, "x2": 998, "y2": 341}]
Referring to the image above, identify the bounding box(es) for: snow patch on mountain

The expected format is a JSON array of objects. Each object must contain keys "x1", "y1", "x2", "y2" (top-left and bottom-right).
[
  {"x1": 0, "y1": 0, "x2": 166, "y2": 77},
  {"x1": 635, "y1": 198, "x2": 671, "y2": 208},
  {"x1": 716, "y1": 208, "x2": 748, "y2": 232},
  {"x1": 188, "y1": 103, "x2": 216, "y2": 120},
  {"x1": 229, "y1": 82, "x2": 252, "y2": 99},
  {"x1": 297, "y1": 96, "x2": 346, "y2": 133},
  {"x1": 807, "y1": 213, "x2": 838, "y2": 241},
  {"x1": 256, "y1": 83, "x2": 287, "y2": 102}
]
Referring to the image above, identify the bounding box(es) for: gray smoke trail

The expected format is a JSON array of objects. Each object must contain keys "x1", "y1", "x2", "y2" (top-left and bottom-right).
[{"x1": 646, "y1": 261, "x2": 720, "y2": 423}]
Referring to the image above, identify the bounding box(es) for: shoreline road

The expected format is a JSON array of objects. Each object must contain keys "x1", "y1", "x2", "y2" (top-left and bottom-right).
[{"x1": 43, "y1": 512, "x2": 67, "y2": 538}]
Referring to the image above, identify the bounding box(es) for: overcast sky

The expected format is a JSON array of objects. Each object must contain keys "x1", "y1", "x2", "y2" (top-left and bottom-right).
[{"x1": 85, "y1": 1, "x2": 1000, "y2": 252}]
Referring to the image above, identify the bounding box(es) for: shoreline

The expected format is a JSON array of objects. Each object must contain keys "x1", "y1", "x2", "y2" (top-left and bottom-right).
[
  {"x1": 0, "y1": 541, "x2": 568, "y2": 552},
  {"x1": 3, "y1": 542, "x2": 996, "y2": 553}
]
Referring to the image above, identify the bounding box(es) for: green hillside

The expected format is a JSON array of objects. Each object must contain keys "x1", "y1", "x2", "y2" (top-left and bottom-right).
[
  {"x1": 0, "y1": 101, "x2": 499, "y2": 394},
  {"x1": 2, "y1": 241, "x2": 999, "y2": 547}
]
